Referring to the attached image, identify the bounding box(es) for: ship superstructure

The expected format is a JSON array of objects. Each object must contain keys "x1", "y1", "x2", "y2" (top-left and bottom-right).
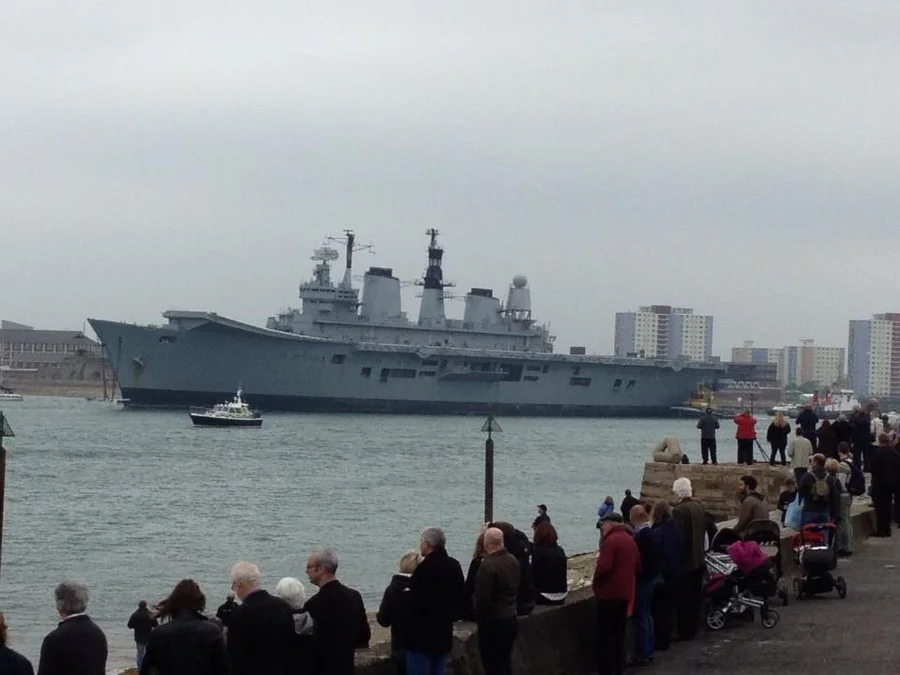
[{"x1": 89, "y1": 231, "x2": 723, "y2": 416}]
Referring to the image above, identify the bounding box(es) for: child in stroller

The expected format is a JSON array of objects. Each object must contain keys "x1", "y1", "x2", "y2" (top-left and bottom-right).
[
  {"x1": 791, "y1": 522, "x2": 847, "y2": 599},
  {"x1": 704, "y1": 528, "x2": 780, "y2": 630}
]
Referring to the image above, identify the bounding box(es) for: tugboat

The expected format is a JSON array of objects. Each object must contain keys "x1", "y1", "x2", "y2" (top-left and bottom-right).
[{"x1": 189, "y1": 389, "x2": 263, "y2": 427}]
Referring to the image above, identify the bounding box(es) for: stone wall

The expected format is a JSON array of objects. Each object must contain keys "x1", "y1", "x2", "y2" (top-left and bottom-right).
[{"x1": 640, "y1": 462, "x2": 793, "y2": 520}]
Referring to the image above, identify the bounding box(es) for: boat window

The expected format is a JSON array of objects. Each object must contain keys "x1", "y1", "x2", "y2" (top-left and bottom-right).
[
  {"x1": 418, "y1": 371, "x2": 437, "y2": 377},
  {"x1": 389, "y1": 368, "x2": 416, "y2": 379},
  {"x1": 331, "y1": 354, "x2": 346, "y2": 364},
  {"x1": 627, "y1": 379, "x2": 637, "y2": 389},
  {"x1": 570, "y1": 377, "x2": 592, "y2": 387},
  {"x1": 380, "y1": 368, "x2": 390, "y2": 382},
  {"x1": 159, "y1": 336, "x2": 176, "y2": 344},
  {"x1": 360, "y1": 367, "x2": 372, "y2": 378},
  {"x1": 524, "y1": 375, "x2": 540, "y2": 382},
  {"x1": 613, "y1": 378, "x2": 623, "y2": 390}
]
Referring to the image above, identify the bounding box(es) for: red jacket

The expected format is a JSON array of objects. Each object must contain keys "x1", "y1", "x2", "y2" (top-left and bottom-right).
[
  {"x1": 592, "y1": 525, "x2": 641, "y2": 603},
  {"x1": 734, "y1": 413, "x2": 757, "y2": 440}
]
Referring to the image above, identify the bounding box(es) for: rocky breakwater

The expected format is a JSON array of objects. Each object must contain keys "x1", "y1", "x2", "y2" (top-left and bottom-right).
[{"x1": 640, "y1": 461, "x2": 791, "y2": 520}]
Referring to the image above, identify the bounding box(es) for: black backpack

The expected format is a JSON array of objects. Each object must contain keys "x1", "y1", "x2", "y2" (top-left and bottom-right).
[{"x1": 846, "y1": 462, "x2": 866, "y2": 496}]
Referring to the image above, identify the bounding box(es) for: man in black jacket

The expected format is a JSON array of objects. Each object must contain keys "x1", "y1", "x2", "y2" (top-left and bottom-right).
[
  {"x1": 126, "y1": 600, "x2": 157, "y2": 670},
  {"x1": 37, "y1": 581, "x2": 107, "y2": 675},
  {"x1": 305, "y1": 548, "x2": 371, "y2": 675},
  {"x1": 215, "y1": 592, "x2": 238, "y2": 629},
  {"x1": 227, "y1": 561, "x2": 296, "y2": 675},
  {"x1": 406, "y1": 527, "x2": 466, "y2": 675}
]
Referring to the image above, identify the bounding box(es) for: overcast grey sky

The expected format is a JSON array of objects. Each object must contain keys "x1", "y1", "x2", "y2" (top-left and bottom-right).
[{"x1": 2, "y1": 2, "x2": 898, "y2": 355}]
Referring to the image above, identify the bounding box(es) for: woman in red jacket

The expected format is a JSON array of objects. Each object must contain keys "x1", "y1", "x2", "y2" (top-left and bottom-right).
[{"x1": 733, "y1": 411, "x2": 758, "y2": 465}]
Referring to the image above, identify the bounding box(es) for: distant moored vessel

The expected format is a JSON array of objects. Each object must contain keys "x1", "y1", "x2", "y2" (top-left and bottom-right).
[{"x1": 189, "y1": 389, "x2": 262, "y2": 427}]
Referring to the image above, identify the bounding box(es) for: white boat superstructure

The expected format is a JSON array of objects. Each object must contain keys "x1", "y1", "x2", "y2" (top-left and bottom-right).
[{"x1": 189, "y1": 389, "x2": 263, "y2": 427}]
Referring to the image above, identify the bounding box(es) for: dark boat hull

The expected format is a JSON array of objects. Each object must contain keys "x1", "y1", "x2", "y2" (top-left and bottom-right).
[{"x1": 189, "y1": 413, "x2": 263, "y2": 427}]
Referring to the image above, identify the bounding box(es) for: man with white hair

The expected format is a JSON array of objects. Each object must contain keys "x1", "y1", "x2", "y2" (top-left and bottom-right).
[
  {"x1": 474, "y1": 527, "x2": 520, "y2": 675},
  {"x1": 37, "y1": 580, "x2": 108, "y2": 675},
  {"x1": 671, "y1": 478, "x2": 708, "y2": 643},
  {"x1": 304, "y1": 548, "x2": 371, "y2": 675},
  {"x1": 406, "y1": 527, "x2": 466, "y2": 675},
  {"x1": 226, "y1": 561, "x2": 295, "y2": 675}
]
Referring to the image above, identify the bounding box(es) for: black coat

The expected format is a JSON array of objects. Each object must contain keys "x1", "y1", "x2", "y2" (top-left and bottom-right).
[
  {"x1": 139, "y1": 612, "x2": 228, "y2": 675},
  {"x1": 870, "y1": 446, "x2": 900, "y2": 490},
  {"x1": 620, "y1": 495, "x2": 640, "y2": 523},
  {"x1": 227, "y1": 590, "x2": 295, "y2": 675},
  {"x1": 634, "y1": 526, "x2": 664, "y2": 584},
  {"x1": 507, "y1": 530, "x2": 536, "y2": 616},
  {"x1": 531, "y1": 544, "x2": 567, "y2": 597},
  {"x1": 766, "y1": 422, "x2": 791, "y2": 446},
  {"x1": 818, "y1": 426, "x2": 839, "y2": 458},
  {"x1": 376, "y1": 574, "x2": 414, "y2": 653},
  {"x1": 0, "y1": 645, "x2": 34, "y2": 675},
  {"x1": 851, "y1": 414, "x2": 871, "y2": 452},
  {"x1": 462, "y1": 556, "x2": 483, "y2": 620},
  {"x1": 796, "y1": 409, "x2": 819, "y2": 434},
  {"x1": 36, "y1": 615, "x2": 107, "y2": 675},
  {"x1": 832, "y1": 418, "x2": 852, "y2": 446},
  {"x1": 304, "y1": 580, "x2": 370, "y2": 675},
  {"x1": 128, "y1": 607, "x2": 158, "y2": 645},
  {"x1": 215, "y1": 599, "x2": 237, "y2": 628},
  {"x1": 406, "y1": 548, "x2": 466, "y2": 655}
]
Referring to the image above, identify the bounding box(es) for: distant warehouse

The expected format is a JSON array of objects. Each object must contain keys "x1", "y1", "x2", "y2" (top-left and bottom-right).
[{"x1": 1, "y1": 319, "x2": 106, "y2": 381}]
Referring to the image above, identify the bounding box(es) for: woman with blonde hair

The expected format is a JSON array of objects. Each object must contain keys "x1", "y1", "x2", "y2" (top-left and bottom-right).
[
  {"x1": 766, "y1": 411, "x2": 792, "y2": 466},
  {"x1": 376, "y1": 549, "x2": 422, "y2": 674}
]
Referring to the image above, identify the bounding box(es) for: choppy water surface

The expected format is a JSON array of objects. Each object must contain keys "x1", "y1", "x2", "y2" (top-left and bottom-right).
[{"x1": 0, "y1": 397, "x2": 716, "y2": 671}]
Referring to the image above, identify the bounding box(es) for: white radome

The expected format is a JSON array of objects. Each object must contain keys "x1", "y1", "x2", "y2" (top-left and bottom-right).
[{"x1": 512, "y1": 274, "x2": 528, "y2": 288}]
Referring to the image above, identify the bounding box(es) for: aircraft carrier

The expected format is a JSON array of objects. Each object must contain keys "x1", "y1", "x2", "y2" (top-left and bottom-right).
[{"x1": 89, "y1": 230, "x2": 724, "y2": 416}]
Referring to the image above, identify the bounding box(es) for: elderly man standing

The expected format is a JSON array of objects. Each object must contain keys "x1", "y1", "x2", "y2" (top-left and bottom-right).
[
  {"x1": 37, "y1": 581, "x2": 107, "y2": 675},
  {"x1": 305, "y1": 548, "x2": 371, "y2": 675},
  {"x1": 406, "y1": 527, "x2": 466, "y2": 675},
  {"x1": 671, "y1": 477, "x2": 708, "y2": 643},
  {"x1": 227, "y1": 561, "x2": 295, "y2": 675},
  {"x1": 474, "y1": 527, "x2": 520, "y2": 675},
  {"x1": 593, "y1": 512, "x2": 640, "y2": 675}
]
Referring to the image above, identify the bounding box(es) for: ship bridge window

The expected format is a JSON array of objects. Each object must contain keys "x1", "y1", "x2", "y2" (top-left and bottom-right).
[
  {"x1": 524, "y1": 375, "x2": 539, "y2": 382},
  {"x1": 526, "y1": 365, "x2": 541, "y2": 372},
  {"x1": 569, "y1": 377, "x2": 592, "y2": 387},
  {"x1": 613, "y1": 378, "x2": 623, "y2": 391},
  {"x1": 573, "y1": 366, "x2": 581, "y2": 376},
  {"x1": 159, "y1": 336, "x2": 176, "y2": 344},
  {"x1": 389, "y1": 368, "x2": 416, "y2": 379},
  {"x1": 627, "y1": 379, "x2": 637, "y2": 389},
  {"x1": 360, "y1": 367, "x2": 372, "y2": 378},
  {"x1": 331, "y1": 354, "x2": 346, "y2": 364},
  {"x1": 422, "y1": 359, "x2": 439, "y2": 366},
  {"x1": 418, "y1": 370, "x2": 437, "y2": 377}
]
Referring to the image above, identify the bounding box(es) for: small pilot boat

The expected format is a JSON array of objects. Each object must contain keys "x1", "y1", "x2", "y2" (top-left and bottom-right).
[{"x1": 189, "y1": 389, "x2": 262, "y2": 427}]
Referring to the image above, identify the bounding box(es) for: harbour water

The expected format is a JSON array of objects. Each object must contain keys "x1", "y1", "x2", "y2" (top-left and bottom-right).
[{"x1": 0, "y1": 396, "x2": 721, "y2": 671}]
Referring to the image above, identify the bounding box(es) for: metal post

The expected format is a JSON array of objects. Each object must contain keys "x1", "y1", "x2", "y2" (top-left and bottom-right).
[{"x1": 484, "y1": 433, "x2": 494, "y2": 524}]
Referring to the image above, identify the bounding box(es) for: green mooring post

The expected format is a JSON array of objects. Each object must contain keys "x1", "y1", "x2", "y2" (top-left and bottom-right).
[{"x1": 481, "y1": 415, "x2": 503, "y2": 524}]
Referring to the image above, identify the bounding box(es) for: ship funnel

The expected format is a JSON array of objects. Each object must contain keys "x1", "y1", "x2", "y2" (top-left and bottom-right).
[
  {"x1": 417, "y1": 228, "x2": 453, "y2": 327},
  {"x1": 361, "y1": 267, "x2": 402, "y2": 321},
  {"x1": 464, "y1": 288, "x2": 500, "y2": 327}
]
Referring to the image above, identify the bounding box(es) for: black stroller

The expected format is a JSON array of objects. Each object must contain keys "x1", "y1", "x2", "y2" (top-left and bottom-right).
[
  {"x1": 743, "y1": 519, "x2": 790, "y2": 606},
  {"x1": 791, "y1": 522, "x2": 847, "y2": 599}
]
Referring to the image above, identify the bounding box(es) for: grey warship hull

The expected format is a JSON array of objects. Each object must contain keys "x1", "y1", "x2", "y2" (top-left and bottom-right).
[{"x1": 89, "y1": 313, "x2": 722, "y2": 417}]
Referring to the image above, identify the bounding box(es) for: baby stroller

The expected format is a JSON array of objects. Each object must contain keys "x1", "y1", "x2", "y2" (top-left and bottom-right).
[
  {"x1": 742, "y1": 519, "x2": 790, "y2": 606},
  {"x1": 704, "y1": 528, "x2": 780, "y2": 631},
  {"x1": 792, "y1": 522, "x2": 847, "y2": 600}
]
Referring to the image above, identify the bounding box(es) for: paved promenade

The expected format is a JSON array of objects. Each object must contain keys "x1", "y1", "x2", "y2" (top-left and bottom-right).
[{"x1": 643, "y1": 534, "x2": 900, "y2": 674}]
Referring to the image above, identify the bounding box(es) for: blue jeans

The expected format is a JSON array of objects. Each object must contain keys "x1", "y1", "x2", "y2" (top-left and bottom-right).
[
  {"x1": 136, "y1": 642, "x2": 147, "y2": 669},
  {"x1": 633, "y1": 580, "x2": 655, "y2": 661},
  {"x1": 406, "y1": 651, "x2": 448, "y2": 675}
]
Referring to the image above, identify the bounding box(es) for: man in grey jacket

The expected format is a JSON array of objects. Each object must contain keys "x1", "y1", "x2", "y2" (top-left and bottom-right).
[{"x1": 697, "y1": 409, "x2": 720, "y2": 465}]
